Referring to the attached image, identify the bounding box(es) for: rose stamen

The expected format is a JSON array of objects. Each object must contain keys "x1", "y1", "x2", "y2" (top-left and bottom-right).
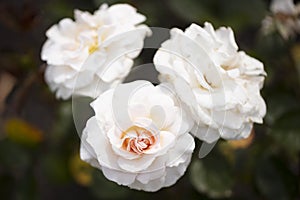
[{"x1": 88, "y1": 39, "x2": 99, "y2": 54}]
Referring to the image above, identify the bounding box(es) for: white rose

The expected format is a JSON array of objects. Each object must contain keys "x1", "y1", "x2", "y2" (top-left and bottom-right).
[
  {"x1": 270, "y1": 0, "x2": 297, "y2": 15},
  {"x1": 154, "y1": 22, "x2": 266, "y2": 143},
  {"x1": 41, "y1": 4, "x2": 151, "y2": 99},
  {"x1": 271, "y1": 0, "x2": 300, "y2": 39},
  {"x1": 80, "y1": 81, "x2": 194, "y2": 191}
]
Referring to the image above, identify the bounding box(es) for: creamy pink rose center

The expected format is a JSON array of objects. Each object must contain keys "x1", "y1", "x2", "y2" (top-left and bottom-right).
[{"x1": 121, "y1": 126, "x2": 157, "y2": 154}]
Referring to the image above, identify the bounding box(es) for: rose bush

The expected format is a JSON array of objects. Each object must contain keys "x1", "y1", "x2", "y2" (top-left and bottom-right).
[
  {"x1": 80, "y1": 80, "x2": 195, "y2": 191},
  {"x1": 41, "y1": 4, "x2": 151, "y2": 99},
  {"x1": 154, "y1": 22, "x2": 266, "y2": 143}
]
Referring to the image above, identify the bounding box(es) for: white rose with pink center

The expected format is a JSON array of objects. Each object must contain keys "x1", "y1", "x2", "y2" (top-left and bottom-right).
[{"x1": 80, "y1": 81, "x2": 195, "y2": 191}]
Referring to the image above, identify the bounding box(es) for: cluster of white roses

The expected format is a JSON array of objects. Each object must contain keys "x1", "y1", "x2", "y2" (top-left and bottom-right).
[{"x1": 42, "y1": 4, "x2": 266, "y2": 192}]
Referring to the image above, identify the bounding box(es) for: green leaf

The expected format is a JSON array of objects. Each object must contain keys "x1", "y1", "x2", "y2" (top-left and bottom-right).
[
  {"x1": 90, "y1": 169, "x2": 131, "y2": 199},
  {"x1": 189, "y1": 153, "x2": 234, "y2": 198},
  {"x1": 217, "y1": 0, "x2": 266, "y2": 29},
  {"x1": 265, "y1": 93, "x2": 299, "y2": 125},
  {"x1": 168, "y1": 0, "x2": 216, "y2": 24},
  {"x1": 72, "y1": 96, "x2": 94, "y2": 137},
  {"x1": 273, "y1": 157, "x2": 299, "y2": 199},
  {"x1": 0, "y1": 140, "x2": 31, "y2": 170},
  {"x1": 271, "y1": 110, "x2": 300, "y2": 153},
  {"x1": 41, "y1": 153, "x2": 71, "y2": 184},
  {"x1": 0, "y1": 174, "x2": 14, "y2": 199},
  {"x1": 255, "y1": 156, "x2": 290, "y2": 200},
  {"x1": 169, "y1": 0, "x2": 266, "y2": 31},
  {"x1": 49, "y1": 102, "x2": 73, "y2": 146},
  {"x1": 15, "y1": 171, "x2": 38, "y2": 200},
  {"x1": 44, "y1": 0, "x2": 73, "y2": 22},
  {"x1": 93, "y1": 0, "x2": 122, "y2": 7}
]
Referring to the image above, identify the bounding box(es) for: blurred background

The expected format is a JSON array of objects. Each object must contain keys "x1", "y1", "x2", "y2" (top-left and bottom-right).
[{"x1": 0, "y1": 0, "x2": 299, "y2": 199}]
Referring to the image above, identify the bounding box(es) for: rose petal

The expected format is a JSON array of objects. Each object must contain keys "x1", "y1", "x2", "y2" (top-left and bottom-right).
[
  {"x1": 102, "y1": 166, "x2": 136, "y2": 185},
  {"x1": 191, "y1": 124, "x2": 220, "y2": 144},
  {"x1": 164, "y1": 155, "x2": 192, "y2": 187},
  {"x1": 136, "y1": 156, "x2": 166, "y2": 184},
  {"x1": 84, "y1": 117, "x2": 119, "y2": 169},
  {"x1": 117, "y1": 154, "x2": 156, "y2": 173},
  {"x1": 129, "y1": 176, "x2": 165, "y2": 192},
  {"x1": 166, "y1": 133, "x2": 195, "y2": 167}
]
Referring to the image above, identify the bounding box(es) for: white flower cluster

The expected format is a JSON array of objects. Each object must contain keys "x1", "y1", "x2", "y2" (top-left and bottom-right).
[{"x1": 41, "y1": 3, "x2": 266, "y2": 192}]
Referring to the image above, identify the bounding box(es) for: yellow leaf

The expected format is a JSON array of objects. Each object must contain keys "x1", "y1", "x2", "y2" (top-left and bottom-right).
[
  {"x1": 4, "y1": 118, "x2": 43, "y2": 146},
  {"x1": 227, "y1": 129, "x2": 255, "y2": 149},
  {"x1": 69, "y1": 153, "x2": 92, "y2": 186}
]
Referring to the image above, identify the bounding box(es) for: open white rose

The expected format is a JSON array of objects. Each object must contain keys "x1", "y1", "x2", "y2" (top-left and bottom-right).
[
  {"x1": 154, "y1": 22, "x2": 266, "y2": 143},
  {"x1": 80, "y1": 81, "x2": 194, "y2": 191},
  {"x1": 41, "y1": 4, "x2": 151, "y2": 99}
]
